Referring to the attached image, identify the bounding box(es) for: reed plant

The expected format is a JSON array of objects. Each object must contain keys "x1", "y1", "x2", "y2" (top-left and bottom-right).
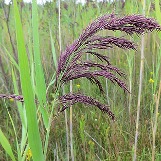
[{"x1": 0, "y1": 1, "x2": 161, "y2": 160}]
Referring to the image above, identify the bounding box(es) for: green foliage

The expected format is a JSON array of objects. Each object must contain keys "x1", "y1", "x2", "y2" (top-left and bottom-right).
[
  {"x1": 13, "y1": 0, "x2": 44, "y2": 160},
  {"x1": 0, "y1": 0, "x2": 161, "y2": 161},
  {"x1": 0, "y1": 129, "x2": 16, "y2": 161}
]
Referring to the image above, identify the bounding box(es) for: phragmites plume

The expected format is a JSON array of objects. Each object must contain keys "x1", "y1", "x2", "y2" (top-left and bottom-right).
[
  {"x1": 0, "y1": 13, "x2": 160, "y2": 121},
  {"x1": 59, "y1": 93, "x2": 115, "y2": 120},
  {"x1": 57, "y1": 14, "x2": 161, "y2": 78},
  {"x1": 55, "y1": 13, "x2": 160, "y2": 120}
]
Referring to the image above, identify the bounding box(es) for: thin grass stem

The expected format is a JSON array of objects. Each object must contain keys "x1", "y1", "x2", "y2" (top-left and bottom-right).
[
  {"x1": 152, "y1": 81, "x2": 161, "y2": 161},
  {"x1": 70, "y1": 80, "x2": 74, "y2": 161},
  {"x1": 133, "y1": 1, "x2": 146, "y2": 160}
]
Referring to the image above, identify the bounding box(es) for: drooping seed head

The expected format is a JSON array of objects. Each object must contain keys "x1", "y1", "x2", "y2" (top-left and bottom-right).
[{"x1": 59, "y1": 93, "x2": 115, "y2": 121}]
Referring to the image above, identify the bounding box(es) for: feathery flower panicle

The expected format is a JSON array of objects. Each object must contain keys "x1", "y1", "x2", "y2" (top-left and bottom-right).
[
  {"x1": 1, "y1": 14, "x2": 160, "y2": 121},
  {"x1": 62, "y1": 69, "x2": 129, "y2": 92},
  {"x1": 59, "y1": 93, "x2": 115, "y2": 121},
  {"x1": 55, "y1": 13, "x2": 160, "y2": 120},
  {"x1": 106, "y1": 15, "x2": 161, "y2": 34},
  {"x1": 85, "y1": 36, "x2": 136, "y2": 50},
  {"x1": 57, "y1": 14, "x2": 161, "y2": 80},
  {"x1": 80, "y1": 62, "x2": 126, "y2": 77}
]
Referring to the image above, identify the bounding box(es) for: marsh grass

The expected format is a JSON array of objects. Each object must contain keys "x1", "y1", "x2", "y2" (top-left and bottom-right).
[{"x1": 0, "y1": 1, "x2": 161, "y2": 161}]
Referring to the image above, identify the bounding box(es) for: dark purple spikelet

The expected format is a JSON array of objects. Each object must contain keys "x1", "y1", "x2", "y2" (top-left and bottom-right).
[
  {"x1": 81, "y1": 62, "x2": 126, "y2": 77},
  {"x1": 0, "y1": 94, "x2": 24, "y2": 102},
  {"x1": 106, "y1": 14, "x2": 161, "y2": 34},
  {"x1": 86, "y1": 51, "x2": 111, "y2": 64},
  {"x1": 62, "y1": 68, "x2": 128, "y2": 93},
  {"x1": 86, "y1": 36, "x2": 136, "y2": 50},
  {"x1": 0, "y1": 94, "x2": 40, "y2": 104},
  {"x1": 59, "y1": 93, "x2": 115, "y2": 121}
]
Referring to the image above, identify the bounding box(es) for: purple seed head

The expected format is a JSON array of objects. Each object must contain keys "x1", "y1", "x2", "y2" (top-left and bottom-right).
[
  {"x1": 1, "y1": 13, "x2": 160, "y2": 121},
  {"x1": 0, "y1": 94, "x2": 24, "y2": 102},
  {"x1": 56, "y1": 14, "x2": 160, "y2": 79},
  {"x1": 59, "y1": 93, "x2": 115, "y2": 121},
  {"x1": 54, "y1": 14, "x2": 161, "y2": 120}
]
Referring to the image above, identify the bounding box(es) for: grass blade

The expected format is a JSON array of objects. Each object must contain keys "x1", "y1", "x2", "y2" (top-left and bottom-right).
[
  {"x1": 13, "y1": 0, "x2": 44, "y2": 160},
  {"x1": 0, "y1": 129, "x2": 16, "y2": 161},
  {"x1": 32, "y1": 0, "x2": 48, "y2": 128},
  {"x1": 11, "y1": 67, "x2": 28, "y2": 156},
  {"x1": 49, "y1": 26, "x2": 57, "y2": 69},
  {"x1": 32, "y1": 0, "x2": 46, "y2": 103}
]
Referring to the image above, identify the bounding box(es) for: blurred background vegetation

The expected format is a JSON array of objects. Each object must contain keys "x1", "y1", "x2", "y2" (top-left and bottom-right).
[{"x1": 0, "y1": 0, "x2": 161, "y2": 160}]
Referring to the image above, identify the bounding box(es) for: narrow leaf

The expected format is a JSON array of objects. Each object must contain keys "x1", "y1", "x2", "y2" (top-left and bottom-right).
[
  {"x1": 13, "y1": 0, "x2": 44, "y2": 160},
  {"x1": 0, "y1": 129, "x2": 16, "y2": 161}
]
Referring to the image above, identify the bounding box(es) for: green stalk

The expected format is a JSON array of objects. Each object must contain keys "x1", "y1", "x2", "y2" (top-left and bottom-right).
[
  {"x1": 152, "y1": 81, "x2": 161, "y2": 161},
  {"x1": 154, "y1": 0, "x2": 161, "y2": 93},
  {"x1": 126, "y1": 51, "x2": 134, "y2": 119},
  {"x1": 49, "y1": 26, "x2": 57, "y2": 70},
  {"x1": 11, "y1": 68, "x2": 27, "y2": 158},
  {"x1": 32, "y1": 0, "x2": 49, "y2": 128},
  {"x1": 32, "y1": 0, "x2": 46, "y2": 103},
  {"x1": 70, "y1": 80, "x2": 74, "y2": 161},
  {"x1": 151, "y1": 1, "x2": 161, "y2": 160},
  {"x1": 133, "y1": 0, "x2": 146, "y2": 160},
  {"x1": 13, "y1": 0, "x2": 44, "y2": 160},
  {"x1": 4, "y1": 102, "x2": 21, "y2": 160}
]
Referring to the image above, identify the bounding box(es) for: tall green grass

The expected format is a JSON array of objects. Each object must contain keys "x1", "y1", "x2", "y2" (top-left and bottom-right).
[
  {"x1": 0, "y1": 0, "x2": 161, "y2": 161},
  {"x1": 13, "y1": 0, "x2": 44, "y2": 160}
]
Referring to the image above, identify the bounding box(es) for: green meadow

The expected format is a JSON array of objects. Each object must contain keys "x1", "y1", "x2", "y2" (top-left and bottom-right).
[{"x1": 0, "y1": 0, "x2": 161, "y2": 160}]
